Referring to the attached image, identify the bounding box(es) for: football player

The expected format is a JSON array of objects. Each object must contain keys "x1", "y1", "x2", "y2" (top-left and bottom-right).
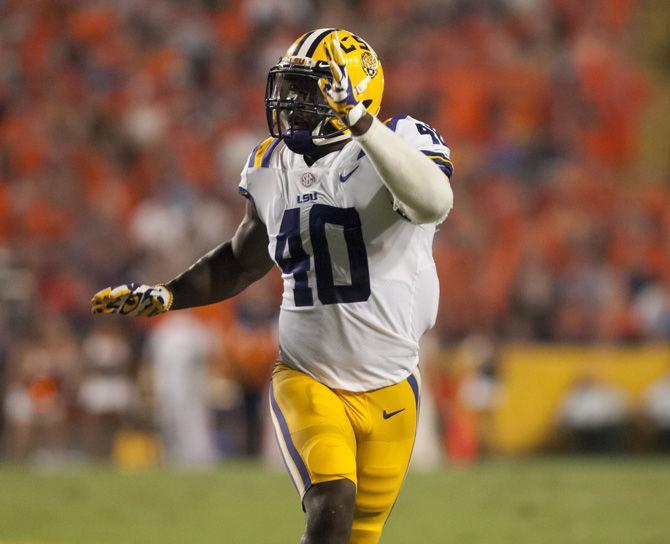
[{"x1": 91, "y1": 29, "x2": 453, "y2": 544}]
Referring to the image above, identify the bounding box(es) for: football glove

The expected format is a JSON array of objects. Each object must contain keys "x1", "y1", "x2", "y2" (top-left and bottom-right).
[
  {"x1": 91, "y1": 283, "x2": 173, "y2": 317},
  {"x1": 318, "y1": 34, "x2": 367, "y2": 128}
]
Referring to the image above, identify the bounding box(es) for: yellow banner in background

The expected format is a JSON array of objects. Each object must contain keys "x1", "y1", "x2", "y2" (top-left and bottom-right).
[{"x1": 492, "y1": 345, "x2": 670, "y2": 453}]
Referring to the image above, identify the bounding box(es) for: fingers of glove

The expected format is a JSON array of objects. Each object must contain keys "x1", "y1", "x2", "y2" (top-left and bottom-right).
[
  {"x1": 318, "y1": 78, "x2": 335, "y2": 105},
  {"x1": 319, "y1": 77, "x2": 350, "y2": 111},
  {"x1": 91, "y1": 284, "x2": 153, "y2": 315},
  {"x1": 92, "y1": 303, "x2": 118, "y2": 315},
  {"x1": 91, "y1": 285, "x2": 131, "y2": 314},
  {"x1": 106, "y1": 285, "x2": 134, "y2": 314},
  {"x1": 91, "y1": 287, "x2": 111, "y2": 314},
  {"x1": 92, "y1": 303, "x2": 116, "y2": 315},
  {"x1": 327, "y1": 34, "x2": 348, "y2": 70},
  {"x1": 91, "y1": 286, "x2": 112, "y2": 300},
  {"x1": 324, "y1": 39, "x2": 344, "y2": 84}
]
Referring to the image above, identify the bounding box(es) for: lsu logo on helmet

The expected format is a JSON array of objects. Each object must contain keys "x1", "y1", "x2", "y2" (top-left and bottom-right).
[{"x1": 361, "y1": 51, "x2": 379, "y2": 79}]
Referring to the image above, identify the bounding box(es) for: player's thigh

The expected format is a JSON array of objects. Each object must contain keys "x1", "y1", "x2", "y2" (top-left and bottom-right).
[
  {"x1": 350, "y1": 373, "x2": 420, "y2": 544},
  {"x1": 269, "y1": 362, "x2": 358, "y2": 498}
]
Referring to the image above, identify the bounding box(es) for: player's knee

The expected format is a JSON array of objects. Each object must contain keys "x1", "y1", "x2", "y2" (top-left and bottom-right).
[
  {"x1": 305, "y1": 435, "x2": 356, "y2": 479},
  {"x1": 302, "y1": 479, "x2": 356, "y2": 544},
  {"x1": 355, "y1": 463, "x2": 403, "y2": 513}
]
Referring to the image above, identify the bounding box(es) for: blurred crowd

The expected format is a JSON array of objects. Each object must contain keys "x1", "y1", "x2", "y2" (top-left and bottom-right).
[{"x1": 0, "y1": 0, "x2": 668, "y2": 462}]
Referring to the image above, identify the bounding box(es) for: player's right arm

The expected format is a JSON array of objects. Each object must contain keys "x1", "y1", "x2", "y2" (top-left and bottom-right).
[
  {"x1": 319, "y1": 34, "x2": 453, "y2": 225},
  {"x1": 91, "y1": 200, "x2": 273, "y2": 316}
]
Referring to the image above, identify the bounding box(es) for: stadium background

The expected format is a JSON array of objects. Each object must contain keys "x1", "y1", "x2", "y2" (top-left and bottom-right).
[{"x1": 1, "y1": 0, "x2": 670, "y2": 542}]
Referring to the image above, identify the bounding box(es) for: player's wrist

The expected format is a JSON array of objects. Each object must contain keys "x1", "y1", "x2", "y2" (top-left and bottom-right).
[
  {"x1": 349, "y1": 109, "x2": 373, "y2": 136},
  {"x1": 154, "y1": 284, "x2": 174, "y2": 312},
  {"x1": 351, "y1": 113, "x2": 380, "y2": 142},
  {"x1": 344, "y1": 102, "x2": 367, "y2": 130}
]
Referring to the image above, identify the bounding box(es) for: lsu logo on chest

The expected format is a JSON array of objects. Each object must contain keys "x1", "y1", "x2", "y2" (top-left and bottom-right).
[{"x1": 297, "y1": 192, "x2": 318, "y2": 204}]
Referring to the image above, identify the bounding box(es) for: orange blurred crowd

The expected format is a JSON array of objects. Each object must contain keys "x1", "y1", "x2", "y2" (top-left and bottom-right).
[{"x1": 0, "y1": 0, "x2": 668, "y2": 460}]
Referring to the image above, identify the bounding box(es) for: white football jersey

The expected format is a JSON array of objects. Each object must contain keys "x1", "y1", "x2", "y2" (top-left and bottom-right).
[{"x1": 239, "y1": 115, "x2": 453, "y2": 391}]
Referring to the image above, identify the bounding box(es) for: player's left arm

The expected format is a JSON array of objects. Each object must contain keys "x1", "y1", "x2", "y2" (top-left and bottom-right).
[
  {"x1": 165, "y1": 200, "x2": 273, "y2": 309},
  {"x1": 319, "y1": 35, "x2": 453, "y2": 224},
  {"x1": 91, "y1": 201, "x2": 273, "y2": 316}
]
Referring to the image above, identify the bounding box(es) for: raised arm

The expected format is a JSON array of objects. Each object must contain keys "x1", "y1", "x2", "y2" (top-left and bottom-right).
[
  {"x1": 91, "y1": 201, "x2": 273, "y2": 317},
  {"x1": 318, "y1": 34, "x2": 453, "y2": 224},
  {"x1": 350, "y1": 115, "x2": 453, "y2": 224}
]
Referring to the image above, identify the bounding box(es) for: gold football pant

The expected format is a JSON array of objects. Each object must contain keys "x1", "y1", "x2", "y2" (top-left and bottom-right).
[{"x1": 269, "y1": 362, "x2": 420, "y2": 544}]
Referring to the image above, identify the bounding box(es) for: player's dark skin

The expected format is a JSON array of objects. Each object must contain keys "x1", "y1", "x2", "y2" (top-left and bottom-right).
[{"x1": 166, "y1": 113, "x2": 373, "y2": 544}]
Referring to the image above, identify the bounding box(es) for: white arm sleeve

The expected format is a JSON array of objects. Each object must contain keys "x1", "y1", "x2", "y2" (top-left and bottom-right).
[{"x1": 353, "y1": 116, "x2": 453, "y2": 224}]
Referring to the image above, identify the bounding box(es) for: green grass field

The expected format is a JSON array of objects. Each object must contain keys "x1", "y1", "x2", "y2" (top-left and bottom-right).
[{"x1": 1, "y1": 457, "x2": 668, "y2": 543}]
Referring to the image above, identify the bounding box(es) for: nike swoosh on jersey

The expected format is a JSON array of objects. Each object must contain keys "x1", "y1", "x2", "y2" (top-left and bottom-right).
[
  {"x1": 382, "y1": 408, "x2": 405, "y2": 420},
  {"x1": 339, "y1": 165, "x2": 359, "y2": 182}
]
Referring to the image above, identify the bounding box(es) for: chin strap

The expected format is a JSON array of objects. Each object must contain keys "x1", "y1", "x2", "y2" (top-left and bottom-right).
[
  {"x1": 313, "y1": 131, "x2": 350, "y2": 147},
  {"x1": 311, "y1": 119, "x2": 351, "y2": 147},
  {"x1": 284, "y1": 119, "x2": 351, "y2": 154}
]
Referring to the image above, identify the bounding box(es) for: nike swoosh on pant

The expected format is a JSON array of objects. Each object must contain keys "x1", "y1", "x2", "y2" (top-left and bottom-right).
[{"x1": 382, "y1": 408, "x2": 405, "y2": 419}]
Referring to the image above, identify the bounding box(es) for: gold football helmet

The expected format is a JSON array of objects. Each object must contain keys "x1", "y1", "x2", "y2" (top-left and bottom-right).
[{"x1": 265, "y1": 28, "x2": 384, "y2": 153}]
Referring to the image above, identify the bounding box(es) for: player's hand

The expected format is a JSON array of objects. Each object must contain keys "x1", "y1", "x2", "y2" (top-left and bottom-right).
[
  {"x1": 318, "y1": 34, "x2": 366, "y2": 128},
  {"x1": 91, "y1": 283, "x2": 173, "y2": 317}
]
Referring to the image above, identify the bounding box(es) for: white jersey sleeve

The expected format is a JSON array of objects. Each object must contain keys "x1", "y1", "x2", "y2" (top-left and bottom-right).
[{"x1": 383, "y1": 115, "x2": 454, "y2": 179}]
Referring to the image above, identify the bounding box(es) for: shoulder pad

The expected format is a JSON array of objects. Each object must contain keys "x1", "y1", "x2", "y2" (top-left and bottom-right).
[
  {"x1": 383, "y1": 115, "x2": 453, "y2": 177},
  {"x1": 247, "y1": 137, "x2": 281, "y2": 169},
  {"x1": 383, "y1": 115, "x2": 411, "y2": 132}
]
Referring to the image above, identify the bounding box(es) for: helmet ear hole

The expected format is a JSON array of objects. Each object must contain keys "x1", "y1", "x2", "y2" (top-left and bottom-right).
[{"x1": 362, "y1": 99, "x2": 373, "y2": 109}]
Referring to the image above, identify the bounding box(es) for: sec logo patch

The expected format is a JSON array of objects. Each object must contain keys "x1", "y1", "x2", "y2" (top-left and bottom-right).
[{"x1": 300, "y1": 172, "x2": 316, "y2": 187}]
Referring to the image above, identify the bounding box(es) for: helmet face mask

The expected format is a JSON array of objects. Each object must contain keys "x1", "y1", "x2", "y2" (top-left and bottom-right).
[
  {"x1": 264, "y1": 29, "x2": 384, "y2": 154},
  {"x1": 265, "y1": 62, "x2": 346, "y2": 149}
]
